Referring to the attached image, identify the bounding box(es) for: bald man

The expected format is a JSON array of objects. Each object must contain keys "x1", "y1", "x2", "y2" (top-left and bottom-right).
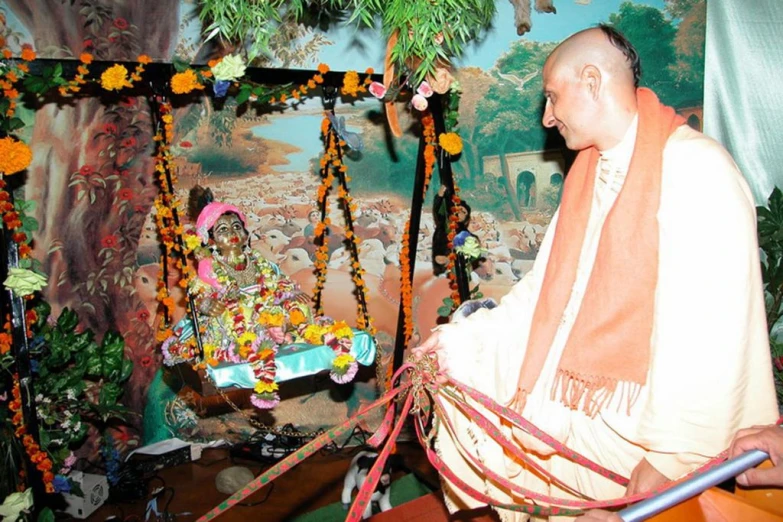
[{"x1": 413, "y1": 25, "x2": 779, "y2": 521}]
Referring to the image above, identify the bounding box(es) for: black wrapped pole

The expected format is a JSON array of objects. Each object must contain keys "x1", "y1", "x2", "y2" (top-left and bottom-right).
[
  {"x1": 391, "y1": 130, "x2": 428, "y2": 375},
  {"x1": 0, "y1": 174, "x2": 46, "y2": 509},
  {"x1": 429, "y1": 94, "x2": 471, "y2": 303}
]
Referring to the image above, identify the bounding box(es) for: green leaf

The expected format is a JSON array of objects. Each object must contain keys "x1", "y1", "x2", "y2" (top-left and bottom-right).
[
  {"x1": 99, "y1": 383, "x2": 122, "y2": 407},
  {"x1": 38, "y1": 507, "x2": 55, "y2": 522},
  {"x1": 437, "y1": 305, "x2": 452, "y2": 317},
  {"x1": 172, "y1": 55, "x2": 191, "y2": 73}
]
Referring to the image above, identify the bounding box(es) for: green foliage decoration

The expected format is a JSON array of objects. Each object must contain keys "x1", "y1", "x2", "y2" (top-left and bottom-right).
[
  {"x1": 197, "y1": 0, "x2": 496, "y2": 84},
  {"x1": 757, "y1": 187, "x2": 783, "y2": 406}
]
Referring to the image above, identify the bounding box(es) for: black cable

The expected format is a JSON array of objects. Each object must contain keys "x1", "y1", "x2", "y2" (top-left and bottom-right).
[{"x1": 236, "y1": 483, "x2": 274, "y2": 507}]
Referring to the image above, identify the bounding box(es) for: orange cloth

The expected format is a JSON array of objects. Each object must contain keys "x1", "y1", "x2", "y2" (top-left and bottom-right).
[{"x1": 516, "y1": 88, "x2": 685, "y2": 416}]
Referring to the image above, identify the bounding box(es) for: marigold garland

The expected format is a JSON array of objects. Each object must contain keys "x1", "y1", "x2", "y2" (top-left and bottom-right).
[
  {"x1": 312, "y1": 113, "x2": 375, "y2": 338},
  {"x1": 393, "y1": 113, "x2": 437, "y2": 387},
  {"x1": 9, "y1": 377, "x2": 56, "y2": 493},
  {"x1": 150, "y1": 100, "x2": 195, "y2": 343}
]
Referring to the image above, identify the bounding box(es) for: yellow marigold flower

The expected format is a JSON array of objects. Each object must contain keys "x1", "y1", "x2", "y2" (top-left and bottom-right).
[
  {"x1": 438, "y1": 132, "x2": 463, "y2": 155},
  {"x1": 259, "y1": 311, "x2": 284, "y2": 327},
  {"x1": 170, "y1": 69, "x2": 204, "y2": 95},
  {"x1": 0, "y1": 137, "x2": 32, "y2": 175},
  {"x1": 79, "y1": 52, "x2": 93, "y2": 64},
  {"x1": 254, "y1": 381, "x2": 279, "y2": 394},
  {"x1": 101, "y1": 64, "x2": 132, "y2": 91},
  {"x1": 238, "y1": 331, "x2": 257, "y2": 346},
  {"x1": 183, "y1": 233, "x2": 202, "y2": 253},
  {"x1": 258, "y1": 348, "x2": 274, "y2": 360},
  {"x1": 303, "y1": 324, "x2": 326, "y2": 345},
  {"x1": 333, "y1": 353, "x2": 355, "y2": 370},
  {"x1": 137, "y1": 54, "x2": 152, "y2": 64},
  {"x1": 162, "y1": 114, "x2": 173, "y2": 124},
  {"x1": 330, "y1": 321, "x2": 353, "y2": 339}
]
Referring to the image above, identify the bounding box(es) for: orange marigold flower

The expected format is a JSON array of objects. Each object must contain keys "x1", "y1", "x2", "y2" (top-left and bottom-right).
[
  {"x1": 0, "y1": 137, "x2": 32, "y2": 176},
  {"x1": 137, "y1": 54, "x2": 152, "y2": 64},
  {"x1": 79, "y1": 52, "x2": 93, "y2": 64},
  {"x1": 317, "y1": 63, "x2": 330, "y2": 74},
  {"x1": 20, "y1": 46, "x2": 36, "y2": 61}
]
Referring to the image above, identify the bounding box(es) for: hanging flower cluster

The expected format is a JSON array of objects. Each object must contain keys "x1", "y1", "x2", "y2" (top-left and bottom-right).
[
  {"x1": 396, "y1": 113, "x2": 437, "y2": 383},
  {"x1": 272, "y1": 63, "x2": 330, "y2": 104},
  {"x1": 445, "y1": 183, "x2": 465, "y2": 306},
  {"x1": 340, "y1": 68, "x2": 374, "y2": 97},
  {"x1": 59, "y1": 52, "x2": 92, "y2": 96},
  {"x1": 9, "y1": 379, "x2": 56, "y2": 493},
  {"x1": 0, "y1": 179, "x2": 33, "y2": 259},
  {"x1": 313, "y1": 113, "x2": 376, "y2": 337},
  {"x1": 0, "y1": 42, "x2": 35, "y2": 127},
  {"x1": 150, "y1": 100, "x2": 194, "y2": 342}
]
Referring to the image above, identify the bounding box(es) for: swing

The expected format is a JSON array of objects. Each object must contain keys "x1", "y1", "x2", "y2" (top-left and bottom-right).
[{"x1": 150, "y1": 88, "x2": 380, "y2": 418}]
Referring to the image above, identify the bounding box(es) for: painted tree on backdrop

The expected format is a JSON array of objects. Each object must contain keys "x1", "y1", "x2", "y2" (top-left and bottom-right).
[
  {"x1": 4, "y1": 0, "x2": 182, "y2": 422},
  {"x1": 474, "y1": 40, "x2": 555, "y2": 220},
  {"x1": 610, "y1": 1, "x2": 705, "y2": 109}
]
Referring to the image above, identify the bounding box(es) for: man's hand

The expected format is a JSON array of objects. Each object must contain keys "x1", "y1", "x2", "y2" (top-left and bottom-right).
[
  {"x1": 411, "y1": 330, "x2": 449, "y2": 384},
  {"x1": 574, "y1": 510, "x2": 622, "y2": 522},
  {"x1": 625, "y1": 458, "x2": 669, "y2": 496},
  {"x1": 730, "y1": 425, "x2": 783, "y2": 487}
]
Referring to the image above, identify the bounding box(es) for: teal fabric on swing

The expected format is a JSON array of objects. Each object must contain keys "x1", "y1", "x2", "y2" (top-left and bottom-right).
[{"x1": 207, "y1": 330, "x2": 377, "y2": 387}]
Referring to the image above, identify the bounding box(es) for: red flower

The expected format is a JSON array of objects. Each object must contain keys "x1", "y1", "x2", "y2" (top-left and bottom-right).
[
  {"x1": 113, "y1": 18, "x2": 129, "y2": 30},
  {"x1": 83, "y1": 39, "x2": 93, "y2": 49},
  {"x1": 118, "y1": 188, "x2": 134, "y2": 201},
  {"x1": 136, "y1": 309, "x2": 150, "y2": 321},
  {"x1": 101, "y1": 235, "x2": 119, "y2": 248},
  {"x1": 140, "y1": 355, "x2": 152, "y2": 367},
  {"x1": 121, "y1": 98, "x2": 136, "y2": 108},
  {"x1": 134, "y1": 204, "x2": 146, "y2": 213},
  {"x1": 12, "y1": 232, "x2": 26, "y2": 243},
  {"x1": 180, "y1": 141, "x2": 192, "y2": 148},
  {"x1": 79, "y1": 165, "x2": 94, "y2": 176},
  {"x1": 108, "y1": 37, "x2": 117, "y2": 43},
  {"x1": 121, "y1": 136, "x2": 137, "y2": 148},
  {"x1": 104, "y1": 123, "x2": 117, "y2": 135},
  {"x1": 0, "y1": 192, "x2": 8, "y2": 201}
]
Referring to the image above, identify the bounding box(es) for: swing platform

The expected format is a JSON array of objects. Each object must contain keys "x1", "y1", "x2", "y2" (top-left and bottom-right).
[{"x1": 172, "y1": 329, "x2": 377, "y2": 417}]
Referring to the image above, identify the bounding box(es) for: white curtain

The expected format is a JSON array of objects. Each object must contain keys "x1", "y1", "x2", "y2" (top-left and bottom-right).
[{"x1": 704, "y1": 0, "x2": 783, "y2": 205}]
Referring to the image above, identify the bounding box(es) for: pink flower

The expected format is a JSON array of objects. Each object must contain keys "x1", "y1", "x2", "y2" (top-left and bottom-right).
[
  {"x1": 104, "y1": 123, "x2": 117, "y2": 135},
  {"x1": 368, "y1": 82, "x2": 387, "y2": 99},
  {"x1": 331, "y1": 361, "x2": 359, "y2": 384},
  {"x1": 79, "y1": 165, "x2": 94, "y2": 176},
  {"x1": 411, "y1": 94, "x2": 429, "y2": 111},
  {"x1": 113, "y1": 18, "x2": 129, "y2": 30},
  {"x1": 417, "y1": 81, "x2": 434, "y2": 98},
  {"x1": 251, "y1": 393, "x2": 280, "y2": 410}
]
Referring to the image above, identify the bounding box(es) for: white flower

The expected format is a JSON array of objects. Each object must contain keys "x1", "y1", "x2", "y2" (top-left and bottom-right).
[
  {"x1": 211, "y1": 54, "x2": 247, "y2": 82},
  {"x1": 411, "y1": 94, "x2": 429, "y2": 111}
]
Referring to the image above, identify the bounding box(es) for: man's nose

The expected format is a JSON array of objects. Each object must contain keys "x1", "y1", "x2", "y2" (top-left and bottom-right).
[{"x1": 542, "y1": 100, "x2": 555, "y2": 128}]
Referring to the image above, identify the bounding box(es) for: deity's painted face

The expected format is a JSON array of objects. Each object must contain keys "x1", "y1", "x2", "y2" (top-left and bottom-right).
[{"x1": 211, "y1": 212, "x2": 248, "y2": 256}]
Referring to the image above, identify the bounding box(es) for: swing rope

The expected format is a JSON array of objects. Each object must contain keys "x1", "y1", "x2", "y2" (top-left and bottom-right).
[{"x1": 195, "y1": 355, "x2": 759, "y2": 522}]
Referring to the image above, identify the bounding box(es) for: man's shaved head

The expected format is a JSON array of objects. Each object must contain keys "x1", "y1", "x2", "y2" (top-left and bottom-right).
[
  {"x1": 540, "y1": 25, "x2": 641, "y2": 151},
  {"x1": 545, "y1": 25, "x2": 638, "y2": 90}
]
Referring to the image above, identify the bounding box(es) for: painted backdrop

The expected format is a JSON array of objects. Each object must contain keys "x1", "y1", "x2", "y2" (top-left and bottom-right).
[{"x1": 0, "y1": 0, "x2": 705, "y2": 444}]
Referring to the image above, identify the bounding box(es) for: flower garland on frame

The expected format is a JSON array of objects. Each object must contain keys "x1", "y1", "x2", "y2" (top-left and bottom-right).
[
  {"x1": 150, "y1": 99, "x2": 196, "y2": 346},
  {"x1": 9, "y1": 379, "x2": 55, "y2": 493},
  {"x1": 393, "y1": 113, "x2": 437, "y2": 387}
]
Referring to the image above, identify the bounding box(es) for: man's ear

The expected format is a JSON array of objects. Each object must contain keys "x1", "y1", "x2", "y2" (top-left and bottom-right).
[{"x1": 581, "y1": 65, "x2": 601, "y2": 101}]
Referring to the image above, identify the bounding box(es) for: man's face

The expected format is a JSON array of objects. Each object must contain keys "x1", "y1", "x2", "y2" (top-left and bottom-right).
[
  {"x1": 541, "y1": 60, "x2": 597, "y2": 151},
  {"x1": 212, "y1": 213, "x2": 248, "y2": 255}
]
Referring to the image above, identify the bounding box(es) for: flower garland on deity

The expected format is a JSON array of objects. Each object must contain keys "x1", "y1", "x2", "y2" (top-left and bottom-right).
[{"x1": 161, "y1": 187, "x2": 356, "y2": 409}]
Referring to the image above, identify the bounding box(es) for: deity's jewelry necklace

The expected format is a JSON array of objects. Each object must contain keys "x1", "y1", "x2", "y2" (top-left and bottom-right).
[{"x1": 217, "y1": 254, "x2": 258, "y2": 288}]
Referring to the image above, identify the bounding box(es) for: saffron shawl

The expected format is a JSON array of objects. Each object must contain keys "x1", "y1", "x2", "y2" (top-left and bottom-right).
[{"x1": 515, "y1": 88, "x2": 685, "y2": 416}]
